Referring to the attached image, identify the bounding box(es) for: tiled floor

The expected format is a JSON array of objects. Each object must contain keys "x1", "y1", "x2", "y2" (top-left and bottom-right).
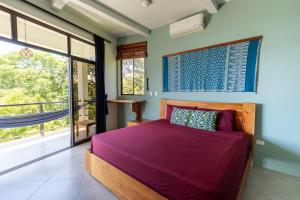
[
  {"x1": 0, "y1": 142, "x2": 299, "y2": 200},
  {"x1": 0, "y1": 129, "x2": 70, "y2": 172}
]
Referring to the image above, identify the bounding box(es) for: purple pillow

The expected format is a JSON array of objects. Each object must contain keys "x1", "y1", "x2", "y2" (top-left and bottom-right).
[
  {"x1": 196, "y1": 108, "x2": 235, "y2": 131},
  {"x1": 166, "y1": 105, "x2": 196, "y2": 121}
]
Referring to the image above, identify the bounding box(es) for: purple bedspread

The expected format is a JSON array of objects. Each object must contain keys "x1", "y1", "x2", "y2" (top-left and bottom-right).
[{"x1": 91, "y1": 120, "x2": 249, "y2": 200}]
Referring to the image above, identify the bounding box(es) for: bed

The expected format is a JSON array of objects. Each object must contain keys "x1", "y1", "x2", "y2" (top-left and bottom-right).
[{"x1": 85, "y1": 99, "x2": 256, "y2": 200}]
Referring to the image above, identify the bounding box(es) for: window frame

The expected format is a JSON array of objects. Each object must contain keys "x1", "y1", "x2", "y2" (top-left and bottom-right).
[
  {"x1": 0, "y1": 5, "x2": 105, "y2": 150},
  {"x1": 70, "y1": 38, "x2": 96, "y2": 61},
  {"x1": 0, "y1": 10, "x2": 12, "y2": 39},
  {"x1": 16, "y1": 17, "x2": 69, "y2": 54},
  {"x1": 121, "y1": 58, "x2": 145, "y2": 96},
  {"x1": 0, "y1": 5, "x2": 95, "y2": 63}
]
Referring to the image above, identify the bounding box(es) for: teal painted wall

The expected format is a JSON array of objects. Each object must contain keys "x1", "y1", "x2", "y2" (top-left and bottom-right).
[{"x1": 117, "y1": 0, "x2": 300, "y2": 177}]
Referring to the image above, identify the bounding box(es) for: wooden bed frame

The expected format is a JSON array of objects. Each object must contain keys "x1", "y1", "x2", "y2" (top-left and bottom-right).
[{"x1": 85, "y1": 99, "x2": 256, "y2": 200}]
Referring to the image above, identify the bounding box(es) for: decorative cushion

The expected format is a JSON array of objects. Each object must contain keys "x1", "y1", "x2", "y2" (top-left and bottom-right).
[
  {"x1": 166, "y1": 105, "x2": 196, "y2": 121},
  {"x1": 187, "y1": 110, "x2": 218, "y2": 131},
  {"x1": 170, "y1": 108, "x2": 191, "y2": 126},
  {"x1": 196, "y1": 108, "x2": 235, "y2": 131}
]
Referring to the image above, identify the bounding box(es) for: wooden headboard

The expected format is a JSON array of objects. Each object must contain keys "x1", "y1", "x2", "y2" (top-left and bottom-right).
[{"x1": 160, "y1": 99, "x2": 256, "y2": 148}]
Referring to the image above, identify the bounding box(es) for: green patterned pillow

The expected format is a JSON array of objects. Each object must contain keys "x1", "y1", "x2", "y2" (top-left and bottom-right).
[
  {"x1": 187, "y1": 110, "x2": 218, "y2": 131},
  {"x1": 170, "y1": 108, "x2": 191, "y2": 126}
]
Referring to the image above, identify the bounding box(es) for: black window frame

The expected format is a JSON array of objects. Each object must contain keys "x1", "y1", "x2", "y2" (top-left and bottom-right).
[
  {"x1": 121, "y1": 58, "x2": 145, "y2": 96},
  {"x1": 0, "y1": 5, "x2": 95, "y2": 62},
  {"x1": 0, "y1": 5, "x2": 98, "y2": 148}
]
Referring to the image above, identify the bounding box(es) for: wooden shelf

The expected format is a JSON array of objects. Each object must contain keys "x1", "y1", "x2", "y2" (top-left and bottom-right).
[{"x1": 107, "y1": 99, "x2": 145, "y2": 120}]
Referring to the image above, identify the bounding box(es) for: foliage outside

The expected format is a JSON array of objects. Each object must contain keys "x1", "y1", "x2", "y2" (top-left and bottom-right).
[
  {"x1": 0, "y1": 48, "x2": 69, "y2": 143},
  {"x1": 122, "y1": 58, "x2": 144, "y2": 95},
  {"x1": 72, "y1": 61, "x2": 96, "y2": 123}
]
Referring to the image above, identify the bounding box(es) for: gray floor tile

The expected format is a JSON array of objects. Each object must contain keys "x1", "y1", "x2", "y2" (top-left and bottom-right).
[
  {"x1": 243, "y1": 167, "x2": 300, "y2": 200},
  {"x1": 0, "y1": 158, "x2": 63, "y2": 182},
  {"x1": 76, "y1": 178, "x2": 118, "y2": 200},
  {"x1": 243, "y1": 182, "x2": 272, "y2": 200},
  {"x1": 1, "y1": 142, "x2": 300, "y2": 200},
  {"x1": 0, "y1": 180, "x2": 45, "y2": 200},
  {"x1": 28, "y1": 179, "x2": 83, "y2": 200},
  {"x1": 51, "y1": 161, "x2": 92, "y2": 183},
  {"x1": 0, "y1": 131, "x2": 70, "y2": 172}
]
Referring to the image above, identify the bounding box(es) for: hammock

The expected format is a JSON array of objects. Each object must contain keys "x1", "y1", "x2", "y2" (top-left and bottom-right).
[
  {"x1": 0, "y1": 109, "x2": 69, "y2": 129},
  {"x1": 0, "y1": 103, "x2": 88, "y2": 129}
]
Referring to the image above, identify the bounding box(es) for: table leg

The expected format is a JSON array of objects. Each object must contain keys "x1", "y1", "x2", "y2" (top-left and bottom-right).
[
  {"x1": 76, "y1": 124, "x2": 79, "y2": 136},
  {"x1": 131, "y1": 103, "x2": 141, "y2": 120},
  {"x1": 86, "y1": 125, "x2": 89, "y2": 138}
]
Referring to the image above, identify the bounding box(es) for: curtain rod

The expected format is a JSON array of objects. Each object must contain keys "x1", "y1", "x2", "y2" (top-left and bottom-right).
[{"x1": 20, "y1": 0, "x2": 112, "y2": 43}]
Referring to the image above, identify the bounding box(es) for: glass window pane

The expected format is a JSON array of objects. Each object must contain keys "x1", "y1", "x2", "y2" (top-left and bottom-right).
[
  {"x1": 71, "y1": 38, "x2": 95, "y2": 61},
  {"x1": 134, "y1": 58, "x2": 144, "y2": 95},
  {"x1": 0, "y1": 10, "x2": 12, "y2": 39},
  {"x1": 72, "y1": 60, "x2": 96, "y2": 142},
  {"x1": 122, "y1": 59, "x2": 134, "y2": 94},
  {"x1": 87, "y1": 63, "x2": 96, "y2": 100},
  {"x1": 0, "y1": 40, "x2": 70, "y2": 172},
  {"x1": 17, "y1": 18, "x2": 68, "y2": 53}
]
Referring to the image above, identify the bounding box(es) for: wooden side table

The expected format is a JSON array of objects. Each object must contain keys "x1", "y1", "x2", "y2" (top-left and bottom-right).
[
  {"x1": 127, "y1": 119, "x2": 151, "y2": 127},
  {"x1": 76, "y1": 120, "x2": 96, "y2": 137},
  {"x1": 107, "y1": 100, "x2": 145, "y2": 120}
]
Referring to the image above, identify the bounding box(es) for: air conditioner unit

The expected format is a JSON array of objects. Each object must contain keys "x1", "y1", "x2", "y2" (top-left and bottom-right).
[{"x1": 170, "y1": 13, "x2": 205, "y2": 38}]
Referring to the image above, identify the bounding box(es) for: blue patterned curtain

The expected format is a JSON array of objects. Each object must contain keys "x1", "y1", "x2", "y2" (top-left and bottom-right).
[{"x1": 163, "y1": 37, "x2": 262, "y2": 92}]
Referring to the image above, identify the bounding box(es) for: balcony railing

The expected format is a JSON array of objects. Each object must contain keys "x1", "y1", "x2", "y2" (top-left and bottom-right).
[{"x1": 0, "y1": 101, "x2": 68, "y2": 136}]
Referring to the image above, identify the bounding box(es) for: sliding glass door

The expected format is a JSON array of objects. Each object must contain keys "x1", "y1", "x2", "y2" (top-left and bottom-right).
[
  {"x1": 71, "y1": 59, "x2": 96, "y2": 144},
  {"x1": 0, "y1": 40, "x2": 71, "y2": 173},
  {"x1": 0, "y1": 5, "x2": 97, "y2": 174}
]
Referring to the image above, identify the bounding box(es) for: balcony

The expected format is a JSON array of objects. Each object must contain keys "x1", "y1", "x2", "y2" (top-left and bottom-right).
[
  {"x1": 0, "y1": 128, "x2": 70, "y2": 173},
  {"x1": 0, "y1": 102, "x2": 71, "y2": 173}
]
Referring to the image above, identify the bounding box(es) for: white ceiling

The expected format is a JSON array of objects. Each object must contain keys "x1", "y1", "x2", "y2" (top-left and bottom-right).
[
  {"x1": 66, "y1": 3, "x2": 137, "y2": 37},
  {"x1": 94, "y1": 0, "x2": 221, "y2": 29},
  {"x1": 54, "y1": 0, "x2": 229, "y2": 37}
]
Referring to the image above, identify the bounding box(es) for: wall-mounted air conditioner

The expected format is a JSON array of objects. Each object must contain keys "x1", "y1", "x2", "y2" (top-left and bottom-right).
[{"x1": 170, "y1": 13, "x2": 205, "y2": 38}]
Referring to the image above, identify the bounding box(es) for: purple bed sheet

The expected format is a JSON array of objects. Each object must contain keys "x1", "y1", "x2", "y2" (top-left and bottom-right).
[{"x1": 91, "y1": 119, "x2": 249, "y2": 200}]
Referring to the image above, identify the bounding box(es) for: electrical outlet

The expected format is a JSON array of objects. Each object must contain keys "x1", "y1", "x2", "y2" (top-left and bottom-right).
[
  {"x1": 149, "y1": 91, "x2": 152, "y2": 96},
  {"x1": 154, "y1": 91, "x2": 157, "y2": 96},
  {"x1": 256, "y1": 140, "x2": 265, "y2": 145}
]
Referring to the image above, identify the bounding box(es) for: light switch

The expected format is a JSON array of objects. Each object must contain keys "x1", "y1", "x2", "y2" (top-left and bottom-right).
[{"x1": 256, "y1": 140, "x2": 265, "y2": 145}]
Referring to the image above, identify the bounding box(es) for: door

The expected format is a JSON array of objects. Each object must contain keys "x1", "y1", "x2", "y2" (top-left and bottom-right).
[
  {"x1": 0, "y1": 40, "x2": 71, "y2": 173},
  {"x1": 71, "y1": 58, "x2": 96, "y2": 144}
]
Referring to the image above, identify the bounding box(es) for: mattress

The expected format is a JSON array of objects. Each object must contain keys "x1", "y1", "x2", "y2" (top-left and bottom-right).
[{"x1": 91, "y1": 119, "x2": 249, "y2": 200}]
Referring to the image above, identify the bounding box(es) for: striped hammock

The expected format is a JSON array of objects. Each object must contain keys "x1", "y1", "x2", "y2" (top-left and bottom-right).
[
  {"x1": 0, "y1": 109, "x2": 69, "y2": 128},
  {"x1": 0, "y1": 104, "x2": 87, "y2": 129}
]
